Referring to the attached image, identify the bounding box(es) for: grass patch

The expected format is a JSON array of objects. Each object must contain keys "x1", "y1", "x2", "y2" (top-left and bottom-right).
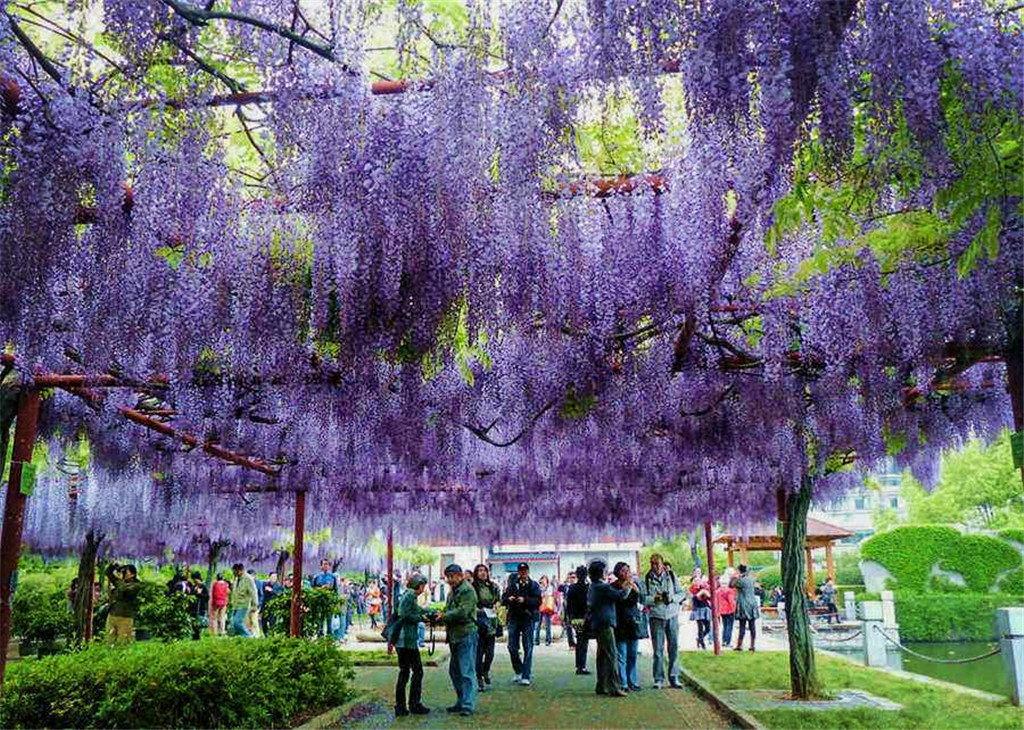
[{"x1": 681, "y1": 651, "x2": 1022, "y2": 730}]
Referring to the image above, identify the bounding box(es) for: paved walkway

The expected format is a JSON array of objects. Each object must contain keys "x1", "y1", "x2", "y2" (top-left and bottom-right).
[{"x1": 343, "y1": 640, "x2": 738, "y2": 729}]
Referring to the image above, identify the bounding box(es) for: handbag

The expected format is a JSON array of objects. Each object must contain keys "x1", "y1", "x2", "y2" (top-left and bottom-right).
[{"x1": 636, "y1": 610, "x2": 650, "y2": 640}]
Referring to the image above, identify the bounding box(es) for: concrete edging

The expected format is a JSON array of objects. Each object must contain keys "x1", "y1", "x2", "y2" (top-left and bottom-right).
[
  {"x1": 677, "y1": 666, "x2": 766, "y2": 730},
  {"x1": 296, "y1": 689, "x2": 380, "y2": 729}
]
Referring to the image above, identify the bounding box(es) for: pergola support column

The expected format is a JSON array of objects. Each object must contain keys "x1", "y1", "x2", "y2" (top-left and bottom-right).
[
  {"x1": 289, "y1": 489, "x2": 306, "y2": 638},
  {"x1": 825, "y1": 543, "x2": 835, "y2": 582},
  {"x1": 704, "y1": 520, "x2": 721, "y2": 655}
]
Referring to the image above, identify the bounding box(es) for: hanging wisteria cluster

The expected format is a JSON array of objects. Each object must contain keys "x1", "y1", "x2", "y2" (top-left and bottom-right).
[{"x1": 1, "y1": 0, "x2": 1020, "y2": 560}]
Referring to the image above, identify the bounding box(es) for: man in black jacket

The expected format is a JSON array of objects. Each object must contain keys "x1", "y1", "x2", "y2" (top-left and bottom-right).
[
  {"x1": 501, "y1": 563, "x2": 541, "y2": 686},
  {"x1": 565, "y1": 565, "x2": 591, "y2": 674}
]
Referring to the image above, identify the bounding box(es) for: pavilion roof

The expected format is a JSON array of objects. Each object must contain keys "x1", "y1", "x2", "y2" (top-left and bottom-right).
[{"x1": 715, "y1": 518, "x2": 853, "y2": 545}]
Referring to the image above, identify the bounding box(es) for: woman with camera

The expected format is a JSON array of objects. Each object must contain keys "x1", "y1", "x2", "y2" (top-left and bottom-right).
[
  {"x1": 472, "y1": 564, "x2": 501, "y2": 692},
  {"x1": 612, "y1": 562, "x2": 642, "y2": 693}
]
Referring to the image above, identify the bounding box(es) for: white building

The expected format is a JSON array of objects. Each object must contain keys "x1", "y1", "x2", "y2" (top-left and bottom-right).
[
  {"x1": 810, "y1": 459, "x2": 907, "y2": 545},
  {"x1": 424, "y1": 538, "x2": 644, "y2": 585}
]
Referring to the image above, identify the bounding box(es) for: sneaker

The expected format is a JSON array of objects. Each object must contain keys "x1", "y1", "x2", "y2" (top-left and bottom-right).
[
  {"x1": 459, "y1": 710, "x2": 474, "y2": 717},
  {"x1": 395, "y1": 707, "x2": 409, "y2": 717},
  {"x1": 653, "y1": 681, "x2": 664, "y2": 689},
  {"x1": 446, "y1": 705, "x2": 461, "y2": 713},
  {"x1": 629, "y1": 685, "x2": 642, "y2": 692},
  {"x1": 510, "y1": 674, "x2": 522, "y2": 684},
  {"x1": 519, "y1": 677, "x2": 531, "y2": 686},
  {"x1": 478, "y1": 681, "x2": 486, "y2": 692},
  {"x1": 484, "y1": 674, "x2": 492, "y2": 685},
  {"x1": 410, "y1": 705, "x2": 431, "y2": 715},
  {"x1": 669, "y1": 680, "x2": 683, "y2": 689},
  {"x1": 575, "y1": 668, "x2": 591, "y2": 675}
]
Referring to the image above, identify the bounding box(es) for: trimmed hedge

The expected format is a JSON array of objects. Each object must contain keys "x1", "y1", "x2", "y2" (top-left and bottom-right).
[
  {"x1": 998, "y1": 528, "x2": 1024, "y2": 545},
  {"x1": 999, "y1": 567, "x2": 1024, "y2": 596},
  {"x1": 861, "y1": 526, "x2": 1021, "y2": 592},
  {"x1": 890, "y1": 592, "x2": 1023, "y2": 642},
  {"x1": 0, "y1": 638, "x2": 354, "y2": 728}
]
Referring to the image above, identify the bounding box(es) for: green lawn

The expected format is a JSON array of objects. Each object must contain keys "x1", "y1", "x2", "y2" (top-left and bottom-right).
[{"x1": 681, "y1": 651, "x2": 1023, "y2": 730}]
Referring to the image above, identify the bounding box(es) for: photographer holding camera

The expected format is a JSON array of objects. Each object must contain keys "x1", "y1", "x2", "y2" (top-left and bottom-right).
[
  {"x1": 639, "y1": 554, "x2": 684, "y2": 689},
  {"x1": 104, "y1": 563, "x2": 143, "y2": 644}
]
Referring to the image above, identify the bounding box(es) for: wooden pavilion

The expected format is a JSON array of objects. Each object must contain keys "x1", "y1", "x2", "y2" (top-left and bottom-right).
[{"x1": 714, "y1": 518, "x2": 854, "y2": 596}]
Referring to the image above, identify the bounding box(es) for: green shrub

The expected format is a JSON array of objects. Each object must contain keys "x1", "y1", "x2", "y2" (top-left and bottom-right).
[
  {"x1": 134, "y1": 583, "x2": 196, "y2": 642},
  {"x1": 755, "y1": 564, "x2": 781, "y2": 592},
  {"x1": 861, "y1": 526, "x2": 1020, "y2": 592},
  {"x1": 833, "y1": 550, "x2": 864, "y2": 585},
  {"x1": 11, "y1": 577, "x2": 72, "y2": 644},
  {"x1": 261, "y1": 589, "x2": 343, "y2": 638},
  {"x1": 892, "y1": 592, "x2": 1023, "y2": 642},
  {"x1": 0, "y1": 638, "x2": 354, "y2": 728}
]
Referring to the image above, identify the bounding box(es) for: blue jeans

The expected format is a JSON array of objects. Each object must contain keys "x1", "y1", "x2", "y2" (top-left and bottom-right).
[
  {"x1": 231, "y1": 608, "x2": 252, "y2": 637},
  {"x1": 507, "y1": 618, "x2": 535, "y2": 679},
  {"x1": 649, "y1": 615, "x2": 679, "y2": 683},
  {"x1": 449, "y1": 633, "x2": 478, "y2": 712},
  {"x1": 617, "y1": 638, "x2": 639, "y2": 689},
  {"x1": 417, "y1": 622, "x2": 426, "y2": 647},
  {"x1": 720, "y1": 614, "x2": 735, "y2": 645},
  {"x1": 534, "y1": 613, "x2": 552, "y2": 644}
]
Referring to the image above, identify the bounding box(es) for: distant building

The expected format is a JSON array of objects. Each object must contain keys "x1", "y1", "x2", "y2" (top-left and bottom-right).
[
  {"x1": 423, "y1": 539, "x2": 644, "y2": 585},
  {"x1": 810, "y1": 458, "x2": 907, "y2": 545}
]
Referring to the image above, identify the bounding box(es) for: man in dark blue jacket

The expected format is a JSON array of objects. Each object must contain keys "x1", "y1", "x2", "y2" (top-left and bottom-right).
[{"x1": 502, "y1": 563, "x2": 541, "y2": 686}]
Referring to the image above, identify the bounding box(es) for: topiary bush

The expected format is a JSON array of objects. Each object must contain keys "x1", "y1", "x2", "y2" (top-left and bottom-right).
[
  {"x1": 861, "y1": 526, "x2": 1020, "y2": 593},
  {"x1": 998, "y1": 567, "x2": 1024, "y2": 596},
  {"x1": 892, "y1": 592, "x2": 1023, "y2": 642},
  {"x1": 998, "y1": 528, "x2": 1024, "y2": 545},
  {"x1": 0, "y1": 638, "x2": 354, "y2": 728}
]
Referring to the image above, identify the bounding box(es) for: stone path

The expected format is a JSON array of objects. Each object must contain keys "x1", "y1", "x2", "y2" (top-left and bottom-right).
[{"x1": 342, "y1": 640, "x2": 739, "y2": 729}]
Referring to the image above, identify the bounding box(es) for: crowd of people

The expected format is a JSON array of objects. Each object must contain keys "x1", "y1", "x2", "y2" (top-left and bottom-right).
[{"x1": 389, "y1": 555, "x2": 771, "y2": 717}]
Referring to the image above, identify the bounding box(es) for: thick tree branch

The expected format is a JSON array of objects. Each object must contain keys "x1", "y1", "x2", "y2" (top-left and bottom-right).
[
  {"x1": 160, "y1": 0, "x2": 351, "y2": 70},
  {"x1": 461, "y1": 398, "x2": 558, "y2": 447},
  {"x1": 5, "y1": 11, "x2": 64, "y2": 86}
]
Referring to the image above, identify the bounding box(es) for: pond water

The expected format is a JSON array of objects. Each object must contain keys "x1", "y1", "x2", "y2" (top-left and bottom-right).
[{"x1": 822, "y1": 641, "x2": 1011, "y2": 698}]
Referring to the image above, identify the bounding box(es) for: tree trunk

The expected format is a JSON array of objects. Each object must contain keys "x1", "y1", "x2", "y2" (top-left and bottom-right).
[
  {"x1": 781, "y1": 476, "x2": 821, "y2": 700},
  {"x1": 275, "y1": 549, "x2": 289, "y2": 579},
  {"x1": 73, "y1": 531, "x2": 103, "y2": 644},
  {"x1": 205, "y1": 540, "x2": 227, "y2": 595}
]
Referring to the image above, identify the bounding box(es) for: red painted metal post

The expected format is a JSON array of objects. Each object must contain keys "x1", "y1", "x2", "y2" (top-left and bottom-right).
[
  {"x1": 704, "y1": 520, "x2": 721, "y2": 656},
  {"x1": 387, "y1": 527, "x2": 395, "y2": 621},
  {"x1": 0, "y1": 389, "x2": 41, "y2": 685},
  {"x1": 289, "y1": 490, "x2": 306, "y2": 638},
  {"x1": 386, "y1": 528, "x2": 394, "y2": 656}
]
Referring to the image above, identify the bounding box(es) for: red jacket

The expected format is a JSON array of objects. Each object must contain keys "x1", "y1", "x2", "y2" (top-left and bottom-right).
[
  {"x1": 211, "y1": 580, "x2": 229, "y2": 608},
  {"x1": 714, "y1": 586, "x2": 737, "y2": 615}
]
